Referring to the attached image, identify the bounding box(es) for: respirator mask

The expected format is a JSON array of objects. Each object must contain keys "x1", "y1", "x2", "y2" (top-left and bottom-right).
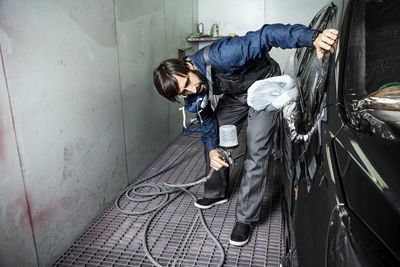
[
  {"x1": 185, "y1": 92, "x2": 209, "y2": 113},
  {"x1": 179, "y1": 72, "x2": 209, "y2": 131},
  {"x1": 181, "y1": 69, "x2": 209, "y2": 113}
]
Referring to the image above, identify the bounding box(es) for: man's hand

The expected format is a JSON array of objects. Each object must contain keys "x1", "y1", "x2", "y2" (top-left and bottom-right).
[
  {"x1": 209, "y1": 149, "x2": 229, "y2": 171},
  {"x1": 313, "y1": 29, "x2": 339, "y2": 59}
]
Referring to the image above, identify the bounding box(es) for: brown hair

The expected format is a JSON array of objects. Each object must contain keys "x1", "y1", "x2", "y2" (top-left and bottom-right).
[{"x1": 153, "y1": 59, "x2": 190, "y2": 102}]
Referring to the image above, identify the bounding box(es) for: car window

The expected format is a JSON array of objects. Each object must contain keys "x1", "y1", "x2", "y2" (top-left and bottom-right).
[
  {"x1": 344, "y1": 0, "x2": 400, "y2": 103},
  {"x1": 295, "y1": 3, "x2": 338, "y2": 132},
  {"x1": 343, "y1": 0, "x2": 400, "y2": 139}
]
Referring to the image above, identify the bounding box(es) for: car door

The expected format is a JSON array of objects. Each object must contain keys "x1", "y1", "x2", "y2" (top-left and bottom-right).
[
  {"x1": 333, "y1": 0, "x2": 400, "y2": 262},
  {"x1": 290, "y1": 0, "x2": 400, "y2": 266},
  {"x1": 287, "y1": 1, "x2": 345, "y2": 267}
]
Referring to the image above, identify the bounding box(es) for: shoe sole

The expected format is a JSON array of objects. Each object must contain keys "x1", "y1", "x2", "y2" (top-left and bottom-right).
[
  {"x1": 194, "y1": 198, "x2": 228, "y2": 209},
  {"x1": 229, "y1": 237, "x2": 250, "y2": 247}
]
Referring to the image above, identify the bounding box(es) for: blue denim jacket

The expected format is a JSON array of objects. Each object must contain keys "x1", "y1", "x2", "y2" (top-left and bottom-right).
[{"x1": 186, "y1": 23, "x2": 316, "y2": 152}]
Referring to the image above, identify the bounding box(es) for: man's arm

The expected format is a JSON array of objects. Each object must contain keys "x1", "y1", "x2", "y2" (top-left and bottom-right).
[
  {"x1": 197, "y1": 108, "x2": 229, "y2": 170},
  {"x1": 200, "y1": 109, "x2": 218, "y2": 153},
  {"x1": 188, "y1": 106, "x2": 229, "y2": 170},
  {"x1": 208, "y1": 24, "x2": 338, "y2": 72}
]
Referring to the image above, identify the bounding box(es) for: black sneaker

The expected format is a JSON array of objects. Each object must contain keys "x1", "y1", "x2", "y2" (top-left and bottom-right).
[
  {"x1": 229, "y1": 222, "x2": 251, "y2": 246},
  {"x1": 194, "y1": 197, "x2": 228, "y2": 209}
]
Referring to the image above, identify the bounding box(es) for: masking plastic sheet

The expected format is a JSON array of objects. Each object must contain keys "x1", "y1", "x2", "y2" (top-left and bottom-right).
[{"x1": 351, "y1": 85, "x2": 400, "y2": 140}]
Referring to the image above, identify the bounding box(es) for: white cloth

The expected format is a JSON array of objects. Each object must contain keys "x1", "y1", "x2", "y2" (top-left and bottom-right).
[{"x1": 247, "y1": 75, "x2": 299, "y2": 111}]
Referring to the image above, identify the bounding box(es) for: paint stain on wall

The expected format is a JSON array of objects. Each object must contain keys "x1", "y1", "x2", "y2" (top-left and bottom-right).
[
  {"x1": 6, "y1": 194, "x2": 31, "y2": 229},
  {"x1": 60, "y1": 195, "x2": 75, "y2": 209},
  {"x1": 33, "y1": 193, "x2": 80, "y2": 224}
]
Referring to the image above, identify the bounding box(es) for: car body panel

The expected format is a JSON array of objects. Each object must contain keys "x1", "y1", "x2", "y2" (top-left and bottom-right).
[
  {"x1": 334, "y1": 126, "x2": 400, "y2": 258},
  {"x1": 286, "y1": 0, "x2": 400, "y2": 266}
]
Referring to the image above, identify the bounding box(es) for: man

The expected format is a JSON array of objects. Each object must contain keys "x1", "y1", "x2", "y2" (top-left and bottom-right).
[{"x1": 153, "y1": 24, "x2": 338, "y2": 246}]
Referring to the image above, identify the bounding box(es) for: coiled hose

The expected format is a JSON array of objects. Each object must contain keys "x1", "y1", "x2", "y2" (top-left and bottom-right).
[
  {"x1": 114, "y1": 137, "x2": 244, "y2": 266},
  {"x1": 142, "y1": 187, "x2": 225, "y2": 267},
  {"x1": 114, "y1": 138, "x2": 199, "y2": 215}
]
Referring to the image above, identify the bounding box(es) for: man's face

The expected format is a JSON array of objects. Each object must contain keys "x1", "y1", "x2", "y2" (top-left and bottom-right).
[{"x1": 174, "y1": 70, "x2": 207, "y2": 97}]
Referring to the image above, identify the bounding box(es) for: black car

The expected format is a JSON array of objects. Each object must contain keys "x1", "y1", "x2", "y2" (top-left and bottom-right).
[{"x1": 281, "y1": 0, "x2": 400, "y2": 266}]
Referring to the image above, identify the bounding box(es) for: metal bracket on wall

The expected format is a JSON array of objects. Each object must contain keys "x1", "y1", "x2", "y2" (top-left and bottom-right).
[{"x1": 178, "y1": 47, "x2": 193, "y2": 59}]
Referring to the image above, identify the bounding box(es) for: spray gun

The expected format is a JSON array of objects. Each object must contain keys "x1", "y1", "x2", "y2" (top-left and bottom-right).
[
  {"x1": 165, "y1": 125, "x2": 238, "y2": 188},
  {"x1": 209, "y1": 125, "x2": 238, "y2": 174}
]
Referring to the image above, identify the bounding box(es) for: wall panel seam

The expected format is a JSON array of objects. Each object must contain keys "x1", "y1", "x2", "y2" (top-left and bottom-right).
[
  {"x1": 113, "y1": 0, "x2": 130, "y2": 185},
  {"x1": 0, "y1": 43, "x2": 40, "y2": 267}
]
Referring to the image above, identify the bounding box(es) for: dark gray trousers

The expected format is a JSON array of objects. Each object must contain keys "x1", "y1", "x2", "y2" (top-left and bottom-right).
[{"x1": 203, "y1": 93, "x2": 278, "y2": 224}]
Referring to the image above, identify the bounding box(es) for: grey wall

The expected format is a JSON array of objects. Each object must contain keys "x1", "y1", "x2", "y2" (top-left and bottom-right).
[
  {"x1": 114, "y1": 0, "x2": 197, "y2": 183},
  {"x1": 0, "y1": 0, "x2": 197, "y2": 266},
  {"x1": 0, "y1": 44, "x2": 38, "y2": 267}
]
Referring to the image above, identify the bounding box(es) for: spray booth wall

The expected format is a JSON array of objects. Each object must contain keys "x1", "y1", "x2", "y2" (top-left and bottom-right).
[{"x1": 0, "y1": 0, "x2": 197, "y2": 266}]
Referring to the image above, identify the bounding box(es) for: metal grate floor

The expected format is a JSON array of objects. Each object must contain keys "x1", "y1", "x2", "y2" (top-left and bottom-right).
[{"x1": 54, "y1": 131, "x2": 286, "y2": 267}]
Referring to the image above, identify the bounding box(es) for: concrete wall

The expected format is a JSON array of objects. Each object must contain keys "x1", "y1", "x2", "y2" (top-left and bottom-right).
[
  {"x1": 198, "y1": 0, "x2": 327, "y2": 71},
  {"x1": 0, "y1": 0, "x2": 197, "y2": 266},
  {"x1": 0, "y1": 41, "x2": 38, "y2": 267},
  {"x1": 114, "y1": 0, "x2": 197, "y2": 183},
  {"x1": 165, "y1": 0, "x2": 198, "y2": 141}
]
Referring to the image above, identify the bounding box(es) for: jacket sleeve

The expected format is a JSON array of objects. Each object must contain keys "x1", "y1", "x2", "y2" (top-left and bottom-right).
[
  {"x1": 184, "y1": 98, "x2": 218, "y2": 152},
  {"x1": 199, "y1": 106, "x2": 218, "y2": 153},
  {"x1": 209, "y1": 24, "x2": 316, "y2": 73}
]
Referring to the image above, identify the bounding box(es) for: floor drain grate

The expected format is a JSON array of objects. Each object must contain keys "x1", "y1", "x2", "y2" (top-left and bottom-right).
[{"x1": 54, "y1": 132, "x2": 286, "y2": 267}]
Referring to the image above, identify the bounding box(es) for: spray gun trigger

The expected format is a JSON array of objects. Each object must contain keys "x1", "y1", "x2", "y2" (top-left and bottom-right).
[{"x1": 216, "y1": 147, "x2": 235, "y2": 167}]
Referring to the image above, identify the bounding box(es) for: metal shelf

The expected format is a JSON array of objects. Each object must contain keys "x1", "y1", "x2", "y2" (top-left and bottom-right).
[{"x1": 186, "y1": 36, "x2": 226, "y2": 42}]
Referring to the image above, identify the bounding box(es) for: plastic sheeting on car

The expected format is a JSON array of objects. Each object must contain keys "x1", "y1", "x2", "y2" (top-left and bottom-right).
[{"x1": 282, "y1": 55, "x2": 330, "y2": 145}]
